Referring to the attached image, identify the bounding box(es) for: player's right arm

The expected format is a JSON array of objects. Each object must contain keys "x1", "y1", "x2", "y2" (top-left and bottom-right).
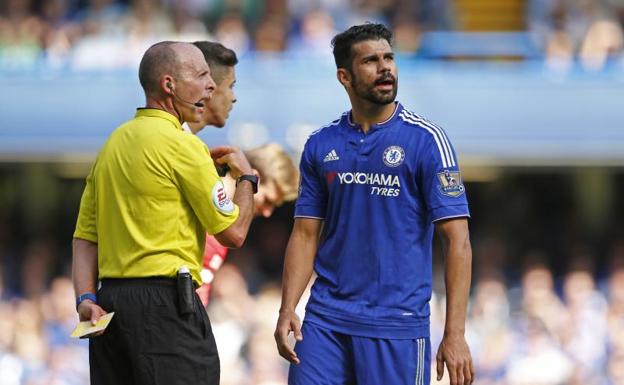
[
  {"x1": 275, "y1": 134, "x2": 326, "y2": 365},
  {"x1": 274, "y1": 217, "x2": 321, "y2": 365}
]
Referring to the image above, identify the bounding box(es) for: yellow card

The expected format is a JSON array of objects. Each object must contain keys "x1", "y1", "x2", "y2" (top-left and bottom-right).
[{"x1": 70, "y1": 312, "x2": 115, "y2": 338}]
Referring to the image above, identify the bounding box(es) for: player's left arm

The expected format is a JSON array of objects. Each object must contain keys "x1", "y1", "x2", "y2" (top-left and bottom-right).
[{"x1": 435, "y1": 217, "x2": 474, "y2": 385}]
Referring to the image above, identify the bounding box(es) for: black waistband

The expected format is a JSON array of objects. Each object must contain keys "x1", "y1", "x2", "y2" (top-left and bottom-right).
[{"x1": 100, "y1": 277, "x2": 176, "y2": 287}]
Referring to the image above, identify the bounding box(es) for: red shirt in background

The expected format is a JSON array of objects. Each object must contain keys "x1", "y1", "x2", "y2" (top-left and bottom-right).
[{"x1": 196, "y1": 235, "x2": 229, "y2": 306}]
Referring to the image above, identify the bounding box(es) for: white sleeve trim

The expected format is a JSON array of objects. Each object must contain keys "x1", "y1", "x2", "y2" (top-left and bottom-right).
[
  {"x1": 432, "y1": 214, "x2": 470, "y2": 223},
  {"x1": 294, "y1": 215, "x2": 325, "y2": 220}
]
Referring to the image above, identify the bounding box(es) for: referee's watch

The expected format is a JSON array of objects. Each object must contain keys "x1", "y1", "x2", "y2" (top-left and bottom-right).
[{"x1": 236, "y1": 174, "x2": 259, "y2": 194}]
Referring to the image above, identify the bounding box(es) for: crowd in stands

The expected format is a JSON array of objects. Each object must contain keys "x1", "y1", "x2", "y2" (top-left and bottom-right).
[
  {"x1": 1, "y1": 211, "x2": 624, "y2": 384},
  {"x1": 530, "y1": 0, "x2": 624, "y2": 70},
  {"x1": 0, "y1": 0, "x2": 445, "y2": 70},
  {"x1": 0, "y1": 0, "x2": 623, "y2": 70}
]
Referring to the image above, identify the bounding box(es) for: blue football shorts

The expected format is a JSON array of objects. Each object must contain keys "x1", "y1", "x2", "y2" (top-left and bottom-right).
[{"x1": 289, "y1": 321, "x2": 431, "y2": 385}]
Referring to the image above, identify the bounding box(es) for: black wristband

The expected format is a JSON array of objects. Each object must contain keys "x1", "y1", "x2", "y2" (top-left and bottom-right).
[{"x1": 236, "y1": 174, "x2": 258, "y2": 194}]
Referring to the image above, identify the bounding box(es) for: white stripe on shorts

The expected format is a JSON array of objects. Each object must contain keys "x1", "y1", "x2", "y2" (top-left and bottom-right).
[{"x1": 415, "y1": 338, "x2": 425, "y2": 385}]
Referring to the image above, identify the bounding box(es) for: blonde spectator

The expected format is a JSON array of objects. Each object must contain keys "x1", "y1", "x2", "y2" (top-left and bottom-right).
[
  {"x1": 579, "y1": 3, "x2": 624, "y2": 70},
  {"x1": 244, "y1": 143, "x2": 299, "y2": 218}
]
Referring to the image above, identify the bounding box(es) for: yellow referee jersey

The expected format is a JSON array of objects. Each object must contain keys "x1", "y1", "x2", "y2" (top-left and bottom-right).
[{"x1": 74, "y1": 109, "x2": 239, "y2": 285}]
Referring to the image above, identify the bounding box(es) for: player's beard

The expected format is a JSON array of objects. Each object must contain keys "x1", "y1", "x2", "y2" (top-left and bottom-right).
[{"x1": 352, "y1": 71, "x2": 398, "y2": 105}]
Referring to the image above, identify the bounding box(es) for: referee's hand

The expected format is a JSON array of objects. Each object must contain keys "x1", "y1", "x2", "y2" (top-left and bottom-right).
[
  {"x1": 77, "y1": 301, "x2": 108, "y2": 337},
  {"x1": 210, "y1": 146, "x2": 252, "y2": 179},
  {"x1": 436, "y1": 333, "x2": 474, "y2": 385},
  {"x1": 274, "y1": 309, "x2": 303, "y2": 365}
]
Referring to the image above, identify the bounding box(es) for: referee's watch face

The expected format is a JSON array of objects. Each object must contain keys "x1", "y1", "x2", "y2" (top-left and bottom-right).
[{"x1": 347, "y1": 39, "x2": 398, "y2": 105}]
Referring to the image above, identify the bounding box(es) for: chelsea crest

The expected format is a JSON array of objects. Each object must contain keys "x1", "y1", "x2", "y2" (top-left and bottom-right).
[{"x1": 383, "y1": 145, "x2": 405, "y2": 167}]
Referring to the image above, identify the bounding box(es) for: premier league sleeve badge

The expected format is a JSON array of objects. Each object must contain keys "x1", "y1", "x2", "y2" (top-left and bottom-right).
[{"x1": 437, "y1": 170, "x2": 465, "y2": 197}]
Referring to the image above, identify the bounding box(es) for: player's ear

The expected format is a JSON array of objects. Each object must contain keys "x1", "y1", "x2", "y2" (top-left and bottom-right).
[{"x1": 336, "y1": 68, "x2": 351, "y2": 88}]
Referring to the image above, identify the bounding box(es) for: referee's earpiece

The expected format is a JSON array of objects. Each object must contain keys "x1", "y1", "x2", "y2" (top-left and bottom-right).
[{"x1": 167, "y1": 81, "x2": 205, "y2": 108}]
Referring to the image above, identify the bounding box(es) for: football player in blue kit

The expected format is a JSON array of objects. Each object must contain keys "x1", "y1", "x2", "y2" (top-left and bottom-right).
[{"x1": 274, "y1": 23, "x2": 475, "y2": 385}]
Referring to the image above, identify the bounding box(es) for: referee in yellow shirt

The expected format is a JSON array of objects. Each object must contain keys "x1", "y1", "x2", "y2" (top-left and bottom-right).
[{"x1": 71, "y1": 41, "x2": 255, "y2": 385}]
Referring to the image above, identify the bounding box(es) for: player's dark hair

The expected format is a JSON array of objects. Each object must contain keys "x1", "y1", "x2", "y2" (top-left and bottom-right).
[
  {"x1": 192, "y1": 41, "x2": 238, "y2": 84},
  {"x1": 139, "y1": 41, "x2": 179, "y2": 95},
  {"x1": 331, "y1": 23, "x2": 393, "y2": 72}
]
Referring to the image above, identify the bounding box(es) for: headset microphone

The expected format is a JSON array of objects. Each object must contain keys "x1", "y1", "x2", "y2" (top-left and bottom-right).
[{"x1": 168, "y1": 83, "x2": 205, "y2": 108}]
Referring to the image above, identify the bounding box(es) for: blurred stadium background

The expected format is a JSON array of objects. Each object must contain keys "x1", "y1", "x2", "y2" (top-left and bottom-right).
[{"x1": 1, "y1": 0, "x2": 624, "y2": 384}]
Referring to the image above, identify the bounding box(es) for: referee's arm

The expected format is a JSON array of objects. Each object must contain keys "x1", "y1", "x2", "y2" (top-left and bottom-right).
[
  {"x1": 211, "y1": 146, "x2": 255, "y2": 248},
  {"x1": 72, "y1": 238, "x2": 107, "y2": 326},
  {"x1": 435, "y1": 218, "x2": 474, "y2": 385},
  {"x1": 72, "y1": 166, "x2": 107, "y2": 328}
]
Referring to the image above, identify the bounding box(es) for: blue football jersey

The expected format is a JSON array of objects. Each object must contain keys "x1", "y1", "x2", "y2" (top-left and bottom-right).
[{"x1": 295, "y1": 102, "x2": 470, "y2": 339}]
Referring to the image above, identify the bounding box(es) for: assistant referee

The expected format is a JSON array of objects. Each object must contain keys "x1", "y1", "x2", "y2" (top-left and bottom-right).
[{"x1": 72, "y1": 41, "x2": 255, "y2": 385}]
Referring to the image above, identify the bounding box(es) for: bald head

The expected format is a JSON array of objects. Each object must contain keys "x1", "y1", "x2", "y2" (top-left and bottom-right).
[{"x1": 138, "y1": 41, "x2": 207, "y2": 96}]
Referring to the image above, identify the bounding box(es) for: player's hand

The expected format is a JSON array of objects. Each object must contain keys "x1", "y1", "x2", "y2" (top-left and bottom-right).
[
  {"x1": 77, "y1": 300, "x2": 108, "y2": 337},
  {"x1": 436, "y1": 332, "x2": 474, "y2": 385},
  {"x1": 274, "y1": 309, "x2": 303, "y2": 364},
  {"x1": 210, "y1": 146, "x2": 252, "y2": 179}
]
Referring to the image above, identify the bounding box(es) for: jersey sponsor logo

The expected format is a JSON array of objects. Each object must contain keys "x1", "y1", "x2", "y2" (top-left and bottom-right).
[
  {"x1": 326, "y1": 171, "x2": 338, "y2": 184},
  {"x1": 323, "y1": 149, "x2": 340, "y2": 162},
  {"x1": 370, "y1": 187, "x2": 400, "y2": 196},
  {"x1": 437, "y1": 170, "x2": 465, "y2": 197},
  {"x1": 382, "y1": 145, "x2": 405, "y2": 167},
  {"x1": 336, "y1": 172, "x2": 401, "y2": 197},
  {"x1": 211, "y1": 180, "x2": 235, "y2": 214},
  {"x1": 337, "y1": 172, "x2": 400, "y2": 187}
]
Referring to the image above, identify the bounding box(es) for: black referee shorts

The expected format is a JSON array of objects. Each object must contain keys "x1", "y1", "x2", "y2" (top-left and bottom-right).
[{"x1": 89, "y1": 278, "x2": 219, "y2": 385}]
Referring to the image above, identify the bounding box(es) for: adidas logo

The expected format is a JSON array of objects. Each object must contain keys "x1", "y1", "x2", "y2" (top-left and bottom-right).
[{"x1": 323, "y1": 149, "x2": 340, "y2": 162}]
